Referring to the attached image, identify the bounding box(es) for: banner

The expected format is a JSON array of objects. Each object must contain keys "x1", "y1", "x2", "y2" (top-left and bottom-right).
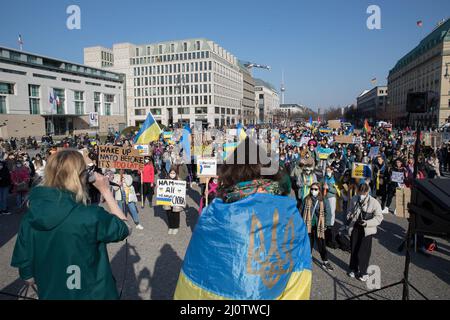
[
  {"x1": 89, "y1": 112, "x2": 99, "y2": 128},
  {"x1": 156, "y1": 179, "x2": 186, "y2": 208},
  {"x1": 368, "y1": 146, "x2": 379, "y2": 159},
  {"x1": 403, "y1": 136, "x2": 416, "y2": 145},
  {"x1": 328, "y1": 120, "x2": 341, "y2": 129},
  {"x1": 335, "y1": 135, "x2": 354, "y2": 144},
  {"x1": 98, "y1": 145, "x2": 144, "y2": 171},
  {"x1": 317, "y1": 147, "x2": 334, "y2": 160},
  {"x1": 197, "y1": 157, "x2": 217, "y2": 177},
  {"x1": 351, "y1": 162, "x2": 372, "y2": 179},
  {"x1": 134, "y1": 145, "x2": 149, "y2": 156},
  {"x1": 319, "y1": 128, "x2": 332, "y2": 134},
  {"x1": 163, "y1": 131, "x2": 173, "y2": 140},
  {"x1": 391, "y1": 171, "x2": 404, "y2": 184}
]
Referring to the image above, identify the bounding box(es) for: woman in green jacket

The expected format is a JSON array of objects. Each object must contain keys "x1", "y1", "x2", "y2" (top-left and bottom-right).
[{"x1": 11, "y1": 149, "x2": 130, "y2": 300}]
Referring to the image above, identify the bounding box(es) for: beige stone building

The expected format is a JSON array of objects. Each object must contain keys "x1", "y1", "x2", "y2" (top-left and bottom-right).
[
  {"x1": 0, "y1": 46, "x2": 126, "y2": 139},
  {"x1": 388, "y1": 18, "x2": 450, "y2": 127}
]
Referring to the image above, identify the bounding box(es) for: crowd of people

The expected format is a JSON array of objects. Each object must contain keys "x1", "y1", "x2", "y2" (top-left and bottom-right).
[{"x1": 4, "y1": 120, "x2": 449, "y2": 299}]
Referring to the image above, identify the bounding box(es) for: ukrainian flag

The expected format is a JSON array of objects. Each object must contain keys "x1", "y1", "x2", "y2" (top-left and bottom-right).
[
  {"x1": 174, "y1": 193, "x2": 312, "y2": 300},
  {"x1": 237, "y1": 123, "x2": 247, "y2": 142},
  {"x1": 134, "y1": 112, "x2": 162, "y2": 144}
]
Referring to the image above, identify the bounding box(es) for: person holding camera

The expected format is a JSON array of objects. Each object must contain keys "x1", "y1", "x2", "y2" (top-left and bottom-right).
[
  {"x1": 346, "y1": 183, "x2": 383, "y2": 282},
  {"x1": 11, "y1": 149, "x2": 130, "y2": 299}
]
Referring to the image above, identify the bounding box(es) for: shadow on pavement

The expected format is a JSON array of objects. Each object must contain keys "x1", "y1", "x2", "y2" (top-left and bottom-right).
[{"x1": 150, "y1": 243, "x2": 182, "y2": 300}]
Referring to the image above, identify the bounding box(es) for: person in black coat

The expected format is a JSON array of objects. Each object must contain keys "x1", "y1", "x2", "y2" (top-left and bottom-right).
[{"x1": 0, "y1": 161, "x2": 12, "y2": 214}]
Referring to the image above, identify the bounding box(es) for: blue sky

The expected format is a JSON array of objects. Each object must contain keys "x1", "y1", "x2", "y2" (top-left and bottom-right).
[{"x1": 0, "y1": 0, "x2": 449, "y2": 111}]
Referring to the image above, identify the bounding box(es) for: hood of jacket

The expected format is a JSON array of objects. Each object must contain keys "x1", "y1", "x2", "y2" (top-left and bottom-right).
[{"x1": 27, "y1": 186, "x2": 80, "y2": 231}]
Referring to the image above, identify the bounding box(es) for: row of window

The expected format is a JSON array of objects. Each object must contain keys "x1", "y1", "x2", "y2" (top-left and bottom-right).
[
  {"x1": 0, "y1": 82, "x2": 114, "y2": 115},
  {"x1": 132, "y1": 50, "x2": 210, "y2": 65},
  {"x1": 134, "y1": 95, "x2": 212, "y2": 108},
  {"x1": 133, "y1": 107, "x2": 242, "y2": 116},
  {"x1": 134, "y1": 61, "x2": 212, "y2": 76},
  {"x1": 134, "y1": 73, "x2": 211, "y2": 87},
  {"x1": 134, "y1": 84, "x2": 212, "y2": 97}
]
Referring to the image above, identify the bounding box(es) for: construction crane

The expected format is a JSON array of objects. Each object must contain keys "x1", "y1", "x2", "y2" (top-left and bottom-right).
[{"x1": 242, "y1": 61, "x2": 271, "y2": 71}]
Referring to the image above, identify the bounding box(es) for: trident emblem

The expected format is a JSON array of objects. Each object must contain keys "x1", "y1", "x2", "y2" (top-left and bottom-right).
[{"x1": 247, "y1": 210, "x2": 295, "y2": 289}]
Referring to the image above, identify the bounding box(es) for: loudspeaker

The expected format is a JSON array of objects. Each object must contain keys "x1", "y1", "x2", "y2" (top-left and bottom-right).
[
  {"x1": 406, "y1": 91, "x2": 439, "y2": 113},
  {"x1": 409, "y1": 179, "x2": 450, "y2": 237}
]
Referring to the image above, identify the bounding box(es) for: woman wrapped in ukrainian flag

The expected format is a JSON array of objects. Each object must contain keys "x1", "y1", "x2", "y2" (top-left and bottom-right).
[{"x1": 174, "y1": 137, "x2": 312, "y2": 300}]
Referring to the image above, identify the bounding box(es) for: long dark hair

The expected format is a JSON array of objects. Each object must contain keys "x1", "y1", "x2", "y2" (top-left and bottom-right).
[{"x1": 218, "y1": 137, "x2": 282, "y2": 195}]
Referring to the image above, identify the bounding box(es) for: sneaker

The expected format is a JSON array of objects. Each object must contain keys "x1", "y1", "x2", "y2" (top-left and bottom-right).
[
  {"x1": 1, "y1": 210, "x2": 12, "y2": 215},
  {"x1": 136, "y1": 224, "x2": 144, "y2": 230},
  {"x1": 394, "y1": 209, "x2": 397, "y2": 216},
  {"x1": 168, "y1": 229, "x2": 173, "y2": 234},
  {"x1": 322, "y1": 261, "x2": 334, "y2": 271},
  {"x1": 347, "y1": 271, "x2": 356, "y2": 278},
  {"x1": 172, "y1": 228, "x2": 179, "y2": 235},
  {"x1": 382, "y1": 207, "x2": 389, "y2": 214},
  {"x1": 357, "y1": 274, "x2": 369, "y2": 282}
]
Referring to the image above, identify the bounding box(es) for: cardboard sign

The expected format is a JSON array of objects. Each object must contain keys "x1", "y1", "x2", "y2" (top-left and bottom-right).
[
  {"x1": 156, "y1": 179, "x2": 186, "y2": 207},
  {"x1": 197, "y1": 158, "x2": 217, "y2": 176},
  {"x1": 328, "y1": 120, "x2": 341, "y2": 129},
  {"x1": 403, "y1": 136, "x2": 416, "y2": 145},
  {"x1": 368, "y1": 146, "x2": 379, "y2": 159},
  {"x1": 335, "y1": 135, "x2": 354, "y2": 144},
  {"x1": 89, "y1": 112, "x2": 99, "y2": 127},
  {"x1": 98, "y1": 145, "x2": 144, "y2": 171},
  {"x1": 353, "y1": 129, "x2": 362, "y2": 135},
  {"x1": 351, "y1": 163, "x2": 372, "y2": 179},
  {"x1": 134, "y1": 145, "x2": 149, "y2": 156},
  {"x1": 391, "y1": 171, "x2": 404, "y2": 184}
]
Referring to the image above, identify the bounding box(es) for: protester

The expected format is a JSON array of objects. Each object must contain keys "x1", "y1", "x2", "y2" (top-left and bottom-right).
[
  {"x1": 346, "y1": 183, "x2": 383, "y2": 281},
  {"x1": 10, "y1": 158, "x2": 30, "y2": 210},
  {"x1": 0, "y1": 160, "x2": 12, "y2": 215},
  {"x1": 141, "y1": 156, "x2": 155, "y2": 208},
  {"x1": 163, "y1": 168, "x2": 183, "y2": 235},
  {"x1": 113, "y1": 173, "x2": 144, "y2": 230},
  {"x1": 11, "y1": 149, "x2": 130, "y2": 299},
  {"x1": 300, "y1": 182, "x2": 334, "y2": 271}
]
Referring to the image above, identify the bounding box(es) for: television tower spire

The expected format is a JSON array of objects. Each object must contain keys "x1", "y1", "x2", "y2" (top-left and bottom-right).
[{"x1": 281, "y1": 69, "x2": 286, "y2": 104}]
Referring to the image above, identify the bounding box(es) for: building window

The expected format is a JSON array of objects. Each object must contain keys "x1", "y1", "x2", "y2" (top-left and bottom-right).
[
  {"x1": 183, "y1": 42, "x2": 188, "y2": 51},
  {"x1": 195, "y1": 107, "x2": 208, "y2": 114},
  {"x1": 0, "y1": 96, "x2": 6, "y2": 114},
  {"x1": 215, "y1": 107, "x2": 220, "y2": 114},
  {"x1": 0, "y1": 82, "x2": 14, "y2": 94},
  {"x1": 152, "y1": 108, "x2": 162, "y2": 115},
  {"x1": 94, "y1": 92, "x2": 101, "y2": 113},
  {"x1": 28, "y1": 84, "x2": 40, "y2": 114},
  {"x1": 196, "y1": 41, "x2": 201, "y2": 51},
  {"x1": 104, "y1": 94, "x2": 114, "y2": 116},
  {"x1": 74, "y1": 90, "x2": 84, "y2": 115}
]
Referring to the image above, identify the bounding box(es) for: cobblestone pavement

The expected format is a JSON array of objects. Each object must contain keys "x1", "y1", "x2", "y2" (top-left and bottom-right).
[{"x1": 1, "y1": 182, "x2": 449, "y2": 300}]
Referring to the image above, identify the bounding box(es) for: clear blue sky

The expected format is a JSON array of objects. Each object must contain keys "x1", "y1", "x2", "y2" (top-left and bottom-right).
[{"x1": 1, "y1": 0, "x2": 449, "y2": 111}]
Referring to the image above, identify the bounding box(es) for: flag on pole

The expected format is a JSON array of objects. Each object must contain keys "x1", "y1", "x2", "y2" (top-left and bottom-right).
[
  {"x1": 236, "y1": 123, "x2": 247, "y2": 142},
  {"x1": 18, "y1": 34, "x2": 23, "y2": 50},
  {"x1": 417, "y1": 20, "x2": 423, "y2": 27},
  {"x1": 371, "y1": 77, "x2": 377, "y2": 85},
  {"x1": 134, "y1": 111, "x2": 162, "y2": 144},
  {"x1": 363, "y1": 119, "x2": 371, "y2": 134}
]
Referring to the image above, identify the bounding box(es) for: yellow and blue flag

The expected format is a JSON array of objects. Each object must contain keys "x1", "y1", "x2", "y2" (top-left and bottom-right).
[
  {"x1": 237, "y1": 123, "x2": 247, "y2": 142},
  {"x1": 174, "y1": 193, "x2": 312, "y2": 300},
  {"x1": 134, "y1": 112, "x2": 161, "y2": 144}
]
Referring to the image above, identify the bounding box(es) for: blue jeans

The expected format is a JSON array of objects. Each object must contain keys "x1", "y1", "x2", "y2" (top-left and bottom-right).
[
  {"x1": 16, "y1": 192, "x2": 26, "y2": 208},
  {"x1": 0, "y1": 187, "x2": 9, "y2": 211},
  {"x1": 118, "y1": 200, "x2": 140, "y2": 225}
]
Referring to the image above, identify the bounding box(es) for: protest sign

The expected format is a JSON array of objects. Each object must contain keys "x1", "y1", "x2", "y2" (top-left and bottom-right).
[
  {"x1": 353, "y1": 129, "x2": 362, "y2": 135},
  {"x1": 335, "y1": 135, "x2": 354, "y2": 144},
  {"x1": 391, "y1": 171, "x2": 404, "y2": 184},
  {"x1": 319, "y1": 128, "x2": 332, "y2": 134},
  {"x1": 403, "y1": 136, "x2": 416, "y2": 145},
  {"x1": 351, "y1": 163, "x2": 372, "y2": 179},
  {"x1": 328, "y1": 120, "x2": 341, "y2": 129},
  {"x1": 353, "y1": 136, "x2": 362, "y2": 144},
  {"x1": 89, "y1": 112, "x2": 99, "y2": 128},
  {"x1": 197, "y1": 158, "x2": 217, "y2": 177},
  {"x1": 368, "y1": 146, "x2": 379, "y2": 159},
  {"x1": 98, "y1": 145, "x2": 144, "y2": 171},
  {"x1": 163, "y1": 131, "x2": 173, "y2": 139},
  {"x1": 424, "y1": 132, "x2": 442, "y2": 148},
  {"x1": 156, "y1": 179, "x2": 186, "y2": 208},
  {"x1": 300, "y1": 137, "x2": 310, "y2": 146},
  {"x1": 317, "y1": 147, "x2": 334, "y2": 160},
  {"x1": 134, "y1": 145, "x2": 150, "y2": 156}
]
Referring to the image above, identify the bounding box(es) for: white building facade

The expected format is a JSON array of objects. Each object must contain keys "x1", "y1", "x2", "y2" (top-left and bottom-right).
[
  {"x1": 85, "y1": 39, "x2": 244, "y2": 128},
  {"x1": 0, "y1": 46, "x2": 126, "y2": 138},
  {"x1": 254, "y1": 78, "x2": 279, "y2": 123}
]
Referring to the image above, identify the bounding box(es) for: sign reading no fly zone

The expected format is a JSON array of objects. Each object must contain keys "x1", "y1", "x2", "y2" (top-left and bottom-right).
[{"x1": 156, "y1": 179, "x2": 186, "y2": 208}]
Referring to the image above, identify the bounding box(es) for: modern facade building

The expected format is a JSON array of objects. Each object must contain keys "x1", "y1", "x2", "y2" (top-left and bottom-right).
[
  {"x1": 238, "y1": 61, "x2": 256, "y2": 125},
  {"x1": 254, "y1": 78, "x2": 279, "y2": 123},
  {"x1": 0, "y1": 46, "x2": 126, "y2": 138},
  {"x1": 356, "y1": 86, "x2": 388, "y2": 122},
  {"x1": 85, "y1": 39, "x2": 244, "y2": 128},
  {"x1": 388, "y1": 18, "x2": 450, "y2": 127}
]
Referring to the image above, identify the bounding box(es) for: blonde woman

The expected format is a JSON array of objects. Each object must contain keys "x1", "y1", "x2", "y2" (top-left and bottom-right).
[{"x1": 11, "y1": 149, "x2": 130, "y2": 300}]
